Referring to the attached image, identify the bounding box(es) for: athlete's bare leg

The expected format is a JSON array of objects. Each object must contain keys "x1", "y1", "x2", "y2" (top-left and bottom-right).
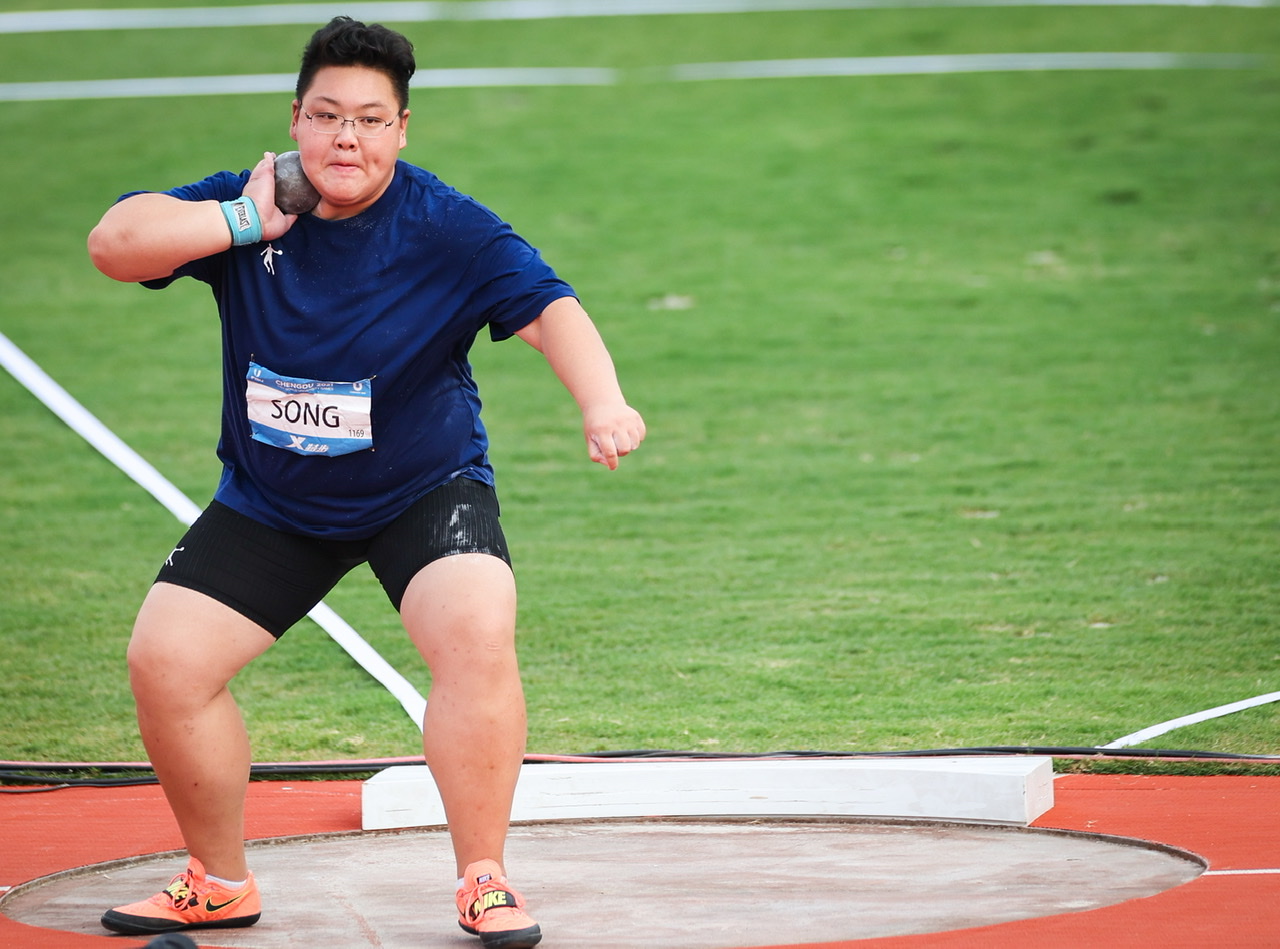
[
  {"x1": 126, "y1": 582, "x2": 276, "y2": 881},
  {"x1": 400, "y1": 553, "x2": 526, "y2": 877}
]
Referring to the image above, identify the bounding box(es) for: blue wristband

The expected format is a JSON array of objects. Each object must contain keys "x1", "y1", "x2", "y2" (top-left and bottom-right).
[{"x1": 220, "y1": 196, "x2": 262, "y2": 246}]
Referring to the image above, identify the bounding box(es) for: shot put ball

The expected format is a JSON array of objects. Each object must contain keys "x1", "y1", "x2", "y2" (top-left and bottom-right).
[{"x1": 274, "y1": 150, "x2": 320, "y2": 214}]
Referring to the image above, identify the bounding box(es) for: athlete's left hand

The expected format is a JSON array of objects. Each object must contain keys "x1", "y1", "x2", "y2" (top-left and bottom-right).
[{"x1": 583, "y1": 402, "x2": 646, "y2": 470}]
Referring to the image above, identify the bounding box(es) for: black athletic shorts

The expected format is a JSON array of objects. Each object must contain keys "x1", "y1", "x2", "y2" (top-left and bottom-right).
[{"x1": 155, "y1": 477, "x2": 511, "y2": 638}]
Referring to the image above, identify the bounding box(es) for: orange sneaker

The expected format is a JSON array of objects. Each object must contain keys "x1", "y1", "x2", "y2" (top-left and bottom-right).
[
  {"x1": 456, "y1": 859, "x2": 542, "y2": 949},
  {"x1": 100, "y1": 857, "x2": 261, "y2": 935}
]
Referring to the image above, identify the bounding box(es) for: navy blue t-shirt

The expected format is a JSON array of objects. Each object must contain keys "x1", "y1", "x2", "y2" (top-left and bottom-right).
[{"x1": 136, "y1": 161, "x2": 574, "y2": 539}]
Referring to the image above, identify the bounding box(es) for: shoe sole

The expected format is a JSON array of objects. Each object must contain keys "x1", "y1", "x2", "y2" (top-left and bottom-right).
[
  {"x1": 458, "y1": 920, "x2": 543, "y2": 949},
  {"x1": 100, "y1": 909, "x2": 262, "y2": 935}
]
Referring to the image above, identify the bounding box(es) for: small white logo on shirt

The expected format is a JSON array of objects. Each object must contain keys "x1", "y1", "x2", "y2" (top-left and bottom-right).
[{"x1": 260, "y1": 244, "x2": 283, "y2": 275}]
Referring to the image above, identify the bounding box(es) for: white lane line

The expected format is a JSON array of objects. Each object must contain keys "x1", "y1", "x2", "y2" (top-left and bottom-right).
[
  {"x1": 0, "y1": 74, "x2": 298, "y2": 102},
  {"x1": 669, "y1": 51, "x2": 1262, "y2": 80},
  {"x1": 1, "y1": 0, "x2": 1275, "y2": 34},
  {"x1": 0, "y1": 67, "x2": 617, "y2": 102},
  {"x1": 0, "y1": 53, "x2": 1261, "y2": 102}
]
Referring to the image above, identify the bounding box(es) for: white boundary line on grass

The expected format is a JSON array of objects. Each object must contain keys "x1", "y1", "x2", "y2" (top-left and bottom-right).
[
  {"x1": 666, "y1": 51, "x2": 1260, "y2": 80},
  {"x1": 0, "y1": 330, "x2": 429, "y2": 731},
  {"x1": 0, "y1": 68, "x2": 615, "y2": 102},
  {"x1": 0, "y1": 53, "x2": 1262, "y2": 102},
  {"x1": 0, "y1": 0, "x2": 1274, "y2": 34},
  {"x1": 1103, "y1": 691, "x2": 1280, "y2": 749}
]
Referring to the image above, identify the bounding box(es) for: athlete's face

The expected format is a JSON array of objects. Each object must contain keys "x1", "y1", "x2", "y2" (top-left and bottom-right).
[{"x1": 290, "y1": 65, "x2": 408, "y2": 220}]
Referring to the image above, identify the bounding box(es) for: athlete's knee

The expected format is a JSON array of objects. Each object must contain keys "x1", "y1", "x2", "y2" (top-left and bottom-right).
[
  {"x1": 125, "y1": 610, "x2": 239, "y2": 705},
  {"x1": 126, "y1": 626, "x2": 208, "y2": 701}
]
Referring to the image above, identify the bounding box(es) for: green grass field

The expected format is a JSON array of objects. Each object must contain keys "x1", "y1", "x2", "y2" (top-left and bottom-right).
[{"x1": 1, "y1": 1, "x2": 1277, "y2": 769}]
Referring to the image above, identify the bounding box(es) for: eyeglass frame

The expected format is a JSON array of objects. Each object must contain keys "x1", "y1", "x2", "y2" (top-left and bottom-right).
[{"x1": 302, "y1": 109, "x2": 403, "y2": 138}]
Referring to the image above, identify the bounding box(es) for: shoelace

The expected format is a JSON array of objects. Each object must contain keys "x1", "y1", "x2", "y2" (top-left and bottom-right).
[{"x1": 161, "y1": 872, "x2": 197, "y2": 907}]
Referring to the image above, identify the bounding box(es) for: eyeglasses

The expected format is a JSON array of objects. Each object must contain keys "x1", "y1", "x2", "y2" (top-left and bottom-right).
[{"x1": 303, "y1": 110, "x2": 398, "y2": 138}]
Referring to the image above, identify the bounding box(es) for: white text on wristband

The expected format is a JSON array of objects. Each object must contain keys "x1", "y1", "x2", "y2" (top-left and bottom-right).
[{"x1": 220, "y1": 197, "x2": 263, "y2": 246}]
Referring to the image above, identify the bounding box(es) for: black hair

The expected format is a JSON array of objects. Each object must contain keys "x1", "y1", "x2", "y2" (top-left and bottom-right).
[{"x1": 296, "y1": 17, "x2": 416, "y2": 112}]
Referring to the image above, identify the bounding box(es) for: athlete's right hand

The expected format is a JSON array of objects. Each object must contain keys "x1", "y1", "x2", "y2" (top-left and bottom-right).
[{"x1": 241, "y1": 152, "x2": 298, "y2": 241}]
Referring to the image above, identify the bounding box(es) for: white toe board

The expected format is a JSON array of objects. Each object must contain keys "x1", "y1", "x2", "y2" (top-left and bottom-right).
[{"x1": 361, "y1": 757, "x2": 1054, "y2": 830}]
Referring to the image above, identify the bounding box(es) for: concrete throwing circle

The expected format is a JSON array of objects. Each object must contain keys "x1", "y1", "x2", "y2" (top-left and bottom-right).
[{"x1": 6, "y1": 819, "x2": 1202, "y2": 948}]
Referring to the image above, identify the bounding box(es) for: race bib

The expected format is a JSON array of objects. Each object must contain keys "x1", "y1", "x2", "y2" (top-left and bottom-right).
[{"x1": 245, "y1": 362, "x2": 373, "y2": 457}]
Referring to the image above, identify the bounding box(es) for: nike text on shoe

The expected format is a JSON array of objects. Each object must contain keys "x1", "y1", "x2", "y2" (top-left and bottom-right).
[
  {"x1": 456, "y1": 859, "x2": 542, "y2": 949},
  {"x1": 100, "y1": 857, "x2": 261, "y2": 935}
]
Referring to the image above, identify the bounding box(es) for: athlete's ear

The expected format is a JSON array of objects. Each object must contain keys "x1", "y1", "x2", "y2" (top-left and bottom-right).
[
  {"x1": 397, "y1": 109, "x2": 410, "y2": 150},
  {"x1": 289, "y1": 100, "x2": 302, "y2": 143}
]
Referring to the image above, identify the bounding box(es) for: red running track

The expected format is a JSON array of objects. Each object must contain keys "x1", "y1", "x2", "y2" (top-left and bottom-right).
[{"x1": 1, "y1": 773, "x2": 1276, "y2": 948}]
